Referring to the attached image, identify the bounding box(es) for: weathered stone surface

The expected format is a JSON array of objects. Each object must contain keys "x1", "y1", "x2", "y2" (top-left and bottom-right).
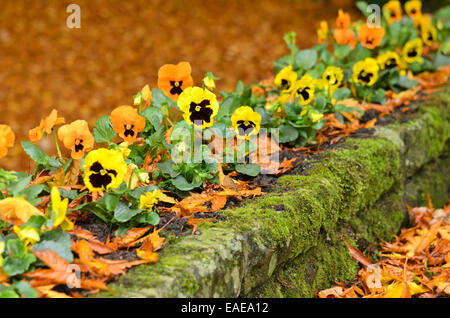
[{"x1": 94, "y1": 87, "x2": 450, "y2": 298}]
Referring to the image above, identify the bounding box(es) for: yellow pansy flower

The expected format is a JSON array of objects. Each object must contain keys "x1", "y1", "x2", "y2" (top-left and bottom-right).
[
  {"x1": 322, "y1": 66, "x2": 344, "y2": 88},
  {"x1": 404, "y1": 0, "x2": 422, "y2": 20},
  {"x1": 309, "y1": 110, "x2": 324, "y2": 123},
  {"x1": 352, "y1": 58, "x2": 379, "y2": 86},
  {"x1": 377, "y1": 51, "x2": 401, "y2": 70},
  {"x1": 203, "y1": 76, "x2": 216, "y2": 91},
  {"x1": 177, "y1": 86, "x2": 220, "y2": 129},
  {"x1": 140, "y1": 189, "x2": 163, "y2": 210},
  {"x1": 230, "y1": 106, "x2": 262, "y2": 139},
  {"x1": 420, "y1": 21, "x2": 437, "y2": 46},
  {"x1": 83, "y1": 148, "x2": 128, "y2": 192},
  {"x1": 0, "y1": 240, "x2": 5, "y2": 266},
  {"x1": 13, "y1": 226, "x2": 40, "y2": 251},
  {"x1": 402, "y1": 38, "x2": 423, "y2": 64},
  {"x1": 274, "y1": 65, "x2": 298, "y2": 91},
  {"x1": 291, "y1": 74, "x2": 315, "y2": 105},
  {"x1": 50, "y1": 187, "x2": 73, "y2": 231}
]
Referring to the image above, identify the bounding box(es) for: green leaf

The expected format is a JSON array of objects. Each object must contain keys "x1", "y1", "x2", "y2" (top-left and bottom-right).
[
  {"x1": 396, "y1": 75, "x2": 418, "y2": 89},
  {"x1": 93, "y1": 115, "x2": 117, "y2": 144},
  {"x1": 3, "y1": 239, "x2": 36, "y2": 276},
  {"x1": 139, "y1": 211, "x2": 160, "y2": 226},
  {"x1": 113, "y1": 201, "x2": 142, "y2": 223},
  {"x1": 151, "y1": 88, "x2": 177, "y2": 109},
  {"x1": 32, "y1": 229, "x2": 74, "y2": 262},
  {"x1": 333, "y1": 88, "x2": 352, "y2": 101},
  {"x1": 130, "y1": 185, "x2": 158, "y2": 199},
  {"x1": 320, "y1": 50, "x2": 336, "y2": 65},
  {"x1": 21, "y1": 142, "x2": 49, "y2": 165},
  {"x1": 334, "y1": 44, "x2": 351, "y2": 60},
  {"x1": 13, "y1": 281, "x2": 38, "y2": 298},
  {"x1": 171, "y1": 175, "x2": 202, "y2": 191},
  {"x1": 433, "y1": 54, "x2": 450, "y2": 68},
  {"x1": 235, "y1": 163, "x2": 261, "y2": 177},
  {"x1": 295, "y1": 49, "x2": 318, "y2": 70},
  {"x1": 104, "y1": 193, "x2": 120, "y2": 211},
  {"x1": 356, "y1": 1, "x2": 369, "y2": 16},
  {"x1": 140, "y1": 107, "x2": 163, "y2": 130},
  {"x1": 279, "y1": 125, "x2": 299, "y2": 143},
  {"x1": 8, "y1": 175, "x2": 32, "y2": 197}
]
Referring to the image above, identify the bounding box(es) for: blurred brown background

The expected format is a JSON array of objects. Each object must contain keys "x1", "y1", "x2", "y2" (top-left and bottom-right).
[{"x1": 0, "y1": 0, "x2": 360, "y2": 171}]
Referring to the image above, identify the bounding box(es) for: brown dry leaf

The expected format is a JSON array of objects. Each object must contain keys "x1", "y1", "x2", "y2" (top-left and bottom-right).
[
  {"x1": 106, "y1": 226, "x2": 152, "y2": 249},
  {"x1": 25, "y1": 250, "x2": 107, "y2": 290},
  {"x1": 343, "y1": 239, "x2": 373, "y2": 267},
  {"x1": 36, "y1": 285, "x2": 73, "y2": 298}
]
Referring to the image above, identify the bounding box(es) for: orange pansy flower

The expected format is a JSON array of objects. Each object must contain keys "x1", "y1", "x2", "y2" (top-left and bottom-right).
[
  {"x1": 336, "y1": 9, "x2": 351, "y2": 29},
  {"x1": 58, "y1": 120, "x2": 94, "y2": 160},
  {"x1": 358, "y1": 24, "x2": 385, "y2": 49},
  {"x1": 0, "y1": 125, "x2": 15, "y2": 159},
  {"x1": 110, "y1": 106, "x2": 146, "y2": 144},
  {"x1": 334, "y1": 28, "x2": 357, "y2": 49},
  {"x1": 29, "y1": 109, "x2": 65, "y2": 143},
  {"x1": 157, "y1": 62, "x2": 194, "y2": 101}
]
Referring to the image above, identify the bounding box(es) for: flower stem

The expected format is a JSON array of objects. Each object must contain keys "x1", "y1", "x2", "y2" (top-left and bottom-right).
[{"x1": 52, "y1": 128, "x2": 63, "y2": 162}]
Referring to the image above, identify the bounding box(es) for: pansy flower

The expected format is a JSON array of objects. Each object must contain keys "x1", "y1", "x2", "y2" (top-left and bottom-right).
[
  {"x1": 404, "y1": 0, "x2": 422, "y2": 20},
  {"x1": 57, "y1": 120, "x2": 94, "y2": 160},
  {"x1": 322, "y1": 66, "x2": 344, "y2": 88},
  {"x1": 157, "y1": 62, "x2": 194, "y2": 101},
  {"x1": 291, "y1": 74, "x2": 315, "y2": 105},
  {"x1": 358, "y1": 24, "x2": 385, "y2": 49},
  {"x1": 83, "y1": 148, "x2": 127, "y2": 192},
  {"x1": 402, "y1": 38, "x2": 423, "y2": 64},
  {"x1": 309, "y1": 110, "x2": 324, "y2": 123},
  {"x1": 13, "y1": 226, "x2": 40, "y2": 251},
  {"x1": 274, "y1": 65, "x2": 298, "y2": 91},
  {"x1": 230, "y1": 106, "x2": 262, "y2": 139},
  {"x1": 140, "y1": 189, "x2": 162, "y2": 210},
  {"x1": 110, "y1": 105, "x2": 146, "y2": 144},
  {"x1": 333, "y1": 28, "x2": 357, "y2": 49},
  {"x1": 377, "y1": 51, "x2": 401, "y2": 70},
  {"x1": 29, "y1": 109, "x2": 65, "y2": 143},
  {"x1": 177, "y1": 86, "x2": 219, "y2": 129},
  {"x1": 317, "y1": 21, "x2": 328, "y2": 43},
  {"x1": 0, "y1": 124, "x2": 15, "y2": 159},
  {"x1": 352, "y1": 58, "x2": 379, "y2": 86},
  {"x1": 0, "y1": 241, "x2": 4, "y2": 266},
  {"x1": 336, "y1": 9, "x2": 351, "y2": 29},
  {"x1": 382, "y1": 1, "x2": 402, "y2": 24},
  {"x1": 419, "y1": 20, "x2": 437, "y2": 46},
  {"x1": 50, "y1": 187, "x2": 73, "y2": 231}
]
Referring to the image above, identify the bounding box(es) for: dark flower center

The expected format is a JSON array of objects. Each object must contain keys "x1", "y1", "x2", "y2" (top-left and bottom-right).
[
  {"x1": 326, "y1": 75, "x2": 337, "y2": 85},
  {"x1": 297, "y1": 87, "x2": 310, "y2": 101},
  {"x1": 411, "y1": 9, "x2": 417, "y2": 14},
  {"x1": 170, "y1": 81, "x2": 183, "y2": 95},
  {"x1": 366, "y1": 37, "x2": 374, "y2": 45},
  {"x1": 89, "y1": 161, "x2": 118, "y2": 189},
  {"x1": 124, "y1": 124, "x2": 135, "y2": 137},
  {"x1": 358, "y1": 71, "x2": 373, "y2": 84},
  {"x1": 427, "y1": 32, "x2": 433, "y2": 41},
  {"x1": 281, "y1": 79, "x2": 290, "y2": 90},
  {"x1": 236, "y1": 120, "x2": 255, "y2": 136},
  {"x1": 386, "y1": 58, "x2": 397, "y2": 68},
  {"x1": 189, "y1": 99, "x2": 213, "y2": 126},
  {"x1": 407, "y1": 49, "x2": 418, "y2": 58},
  {"x1": 75, "y1": 139, "x2": 84, "y2": 152}
]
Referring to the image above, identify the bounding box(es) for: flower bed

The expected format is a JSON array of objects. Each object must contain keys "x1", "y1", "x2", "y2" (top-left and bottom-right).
[{"x1": 0, "y1": 1, "x2": 449, "y2": 298}]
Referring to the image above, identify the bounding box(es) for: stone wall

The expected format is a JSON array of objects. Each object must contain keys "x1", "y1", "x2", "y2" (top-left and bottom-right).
[{"x1": 94, "y1": 87, "x2": 450, "y2": 298}]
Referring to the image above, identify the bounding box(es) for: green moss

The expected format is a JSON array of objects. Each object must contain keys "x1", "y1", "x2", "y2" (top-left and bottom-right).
[{"x1": 93, "y1": 87, "x2": 450, "y2": 298}]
